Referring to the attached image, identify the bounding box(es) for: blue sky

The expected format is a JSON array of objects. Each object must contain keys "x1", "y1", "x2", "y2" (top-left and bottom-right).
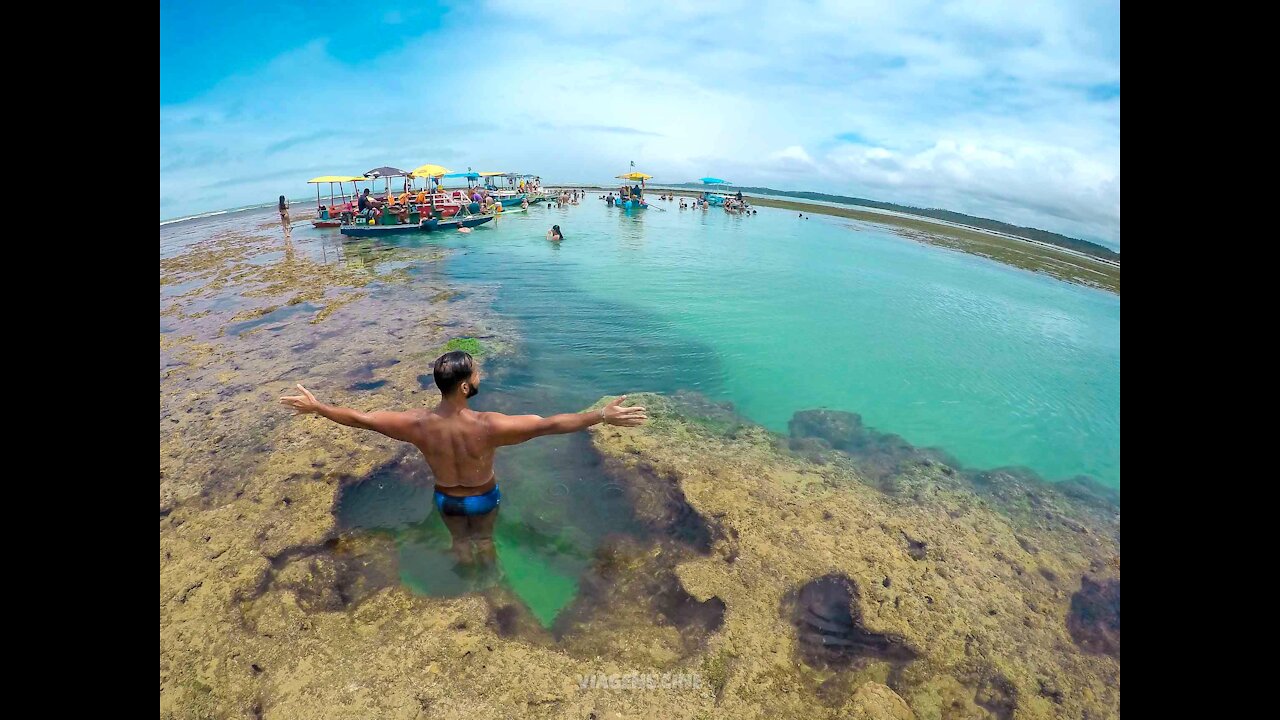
[{"x1": 160, "y1": 0, "x2": 1120, "y2": 247}]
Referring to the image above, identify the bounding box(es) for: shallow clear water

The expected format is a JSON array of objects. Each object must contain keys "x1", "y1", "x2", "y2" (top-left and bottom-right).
[
  {"x1": 429, "y1": 199, "x2": 1120, "y2": 486},
  {"x1": 334, "y1": 430, "x2": 642, "y2": 627}
]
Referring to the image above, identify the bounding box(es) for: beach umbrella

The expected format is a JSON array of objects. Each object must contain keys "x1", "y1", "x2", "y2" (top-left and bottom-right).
[
  {"x1": 364, "y1": 166, "x2": 409, "y2": 179},
  {"x1": 700, "y1": 177, "x2": 729, "y2": 184},
  {"x1": 617, "y1": 171, "x2": 652, "y2": 192},
  {"x1": 411, "y1": 164, "x2": 450, "y2": 192},
  {"x1": 411, "y1": 164, "x2": 450, "y2": 179},
  {"x1": 364, "y1": 166, "x2": 409, "y2": 199}
]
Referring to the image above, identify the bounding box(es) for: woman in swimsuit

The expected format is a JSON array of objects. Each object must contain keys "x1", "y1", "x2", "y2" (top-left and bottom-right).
[{"x1": 278, "y1": 195, "x2": 291, "y2": 241}]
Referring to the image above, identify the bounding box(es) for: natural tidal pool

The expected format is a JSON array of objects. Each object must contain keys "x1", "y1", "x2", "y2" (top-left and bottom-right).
[{"x1": 283, "y1": 197, "x2": 1118, "y2": 626}]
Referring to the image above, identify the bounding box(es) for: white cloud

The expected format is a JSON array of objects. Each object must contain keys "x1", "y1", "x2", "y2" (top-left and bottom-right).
[{"x1": 814, "y1": 137, "x2": 1119, "y2": 240}]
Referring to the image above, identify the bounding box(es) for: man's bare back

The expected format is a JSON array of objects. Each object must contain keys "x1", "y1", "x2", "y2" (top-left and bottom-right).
[
  {"x1": 278, "y1": 387, "x2": 645, "y2": 494},
  {"x1": 400, "y1": 407, "x2": 499, "y2": 495}
]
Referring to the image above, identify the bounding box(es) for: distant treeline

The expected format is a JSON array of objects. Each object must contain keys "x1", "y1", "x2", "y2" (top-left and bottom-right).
[{"x1": 668, "y1": 184, "x2": 1119, "y2": 261}]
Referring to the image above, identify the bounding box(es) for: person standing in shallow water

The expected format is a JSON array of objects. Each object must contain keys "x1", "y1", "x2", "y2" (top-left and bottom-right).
[
  {"x1": 279, "y1": 351, "x2": 646, "y2": 565},
  {"x1": 278, "y1": 195, "x2": 291, "y2": 241}
]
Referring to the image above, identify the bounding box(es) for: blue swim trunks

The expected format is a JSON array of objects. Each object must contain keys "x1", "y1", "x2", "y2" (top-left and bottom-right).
[{"x1": 434, "y1": 485, "x2": 501, "y2": 517}]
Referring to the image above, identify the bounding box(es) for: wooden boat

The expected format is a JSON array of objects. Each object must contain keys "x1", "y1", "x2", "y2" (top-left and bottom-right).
[
  {"x1": 479, "y1": 172, "x2": 530, "y2": 207},
  {"x1": 434, "y1": 215, "x2": 494, "y2": 231},
  {"x1": 615, "y1": 197, "x2": 649, "y2": 210},
  {"x1": 340, "y1": 218, "x2": 439, "y2": 238},
  {"x1": 615, "y1": 168, "x2": 654, "y2": 210}
]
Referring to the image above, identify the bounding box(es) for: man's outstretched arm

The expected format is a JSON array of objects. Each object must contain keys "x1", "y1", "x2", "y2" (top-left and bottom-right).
[
  {"x1": 279, "y1": 384, "x2": 421, "y2": 443},
  {"x1": 486, "y1": 395, "x2": 647, "y2": 447}
]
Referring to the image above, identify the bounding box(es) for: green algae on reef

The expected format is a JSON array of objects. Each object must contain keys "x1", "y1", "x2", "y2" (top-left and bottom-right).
[
  {"x1": 437, "y1": 337, "x2": 486, "y2": 356},
  {"x1": 163, "y1": 382, "x2": 1118, "y2": 719}
]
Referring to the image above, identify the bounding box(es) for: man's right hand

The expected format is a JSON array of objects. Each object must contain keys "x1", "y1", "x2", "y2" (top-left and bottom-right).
[
  {"x1": 279, "y1": 384, "x2": 322, "y2": 415},
  {"x1": 602, "y1": 396, "x2": 647, "y2": 427}
]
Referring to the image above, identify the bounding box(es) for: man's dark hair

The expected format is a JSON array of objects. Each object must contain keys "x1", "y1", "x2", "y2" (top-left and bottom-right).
[{"x1": 433, "y1": 351, "x2": 475, "y2": 396}]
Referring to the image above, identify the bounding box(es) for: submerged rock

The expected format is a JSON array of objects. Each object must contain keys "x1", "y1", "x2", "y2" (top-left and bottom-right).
[
  {"x1": 788, "y1": 408, "x2": 954, "y2": 488},
  {"x1": 1067, "y1": 576, "x2": 1121, "y2": 659},
  {"x1": 786, "y1": 574, "x2": 917, "y2": 670}
]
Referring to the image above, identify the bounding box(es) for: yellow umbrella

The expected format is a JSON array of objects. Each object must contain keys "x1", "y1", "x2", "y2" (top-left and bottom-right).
[
  {"x1": 616, "y1": 172, "x2": 653, "y2": 180},
  {"x1": 410, "y1": 164, "x2": 450, "y2": 178},
  {"x1": 477, "y1": 171, "x2": 507, "y2": 177}
]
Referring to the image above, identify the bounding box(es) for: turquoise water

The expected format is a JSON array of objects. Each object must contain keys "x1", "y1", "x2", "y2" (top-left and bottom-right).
[
  {"x1": 334, "y1": 435, "x2": 626, "y2": 627},
  {"x1": 432, "y1": 199, "x2": 1120, "y2": 487}
]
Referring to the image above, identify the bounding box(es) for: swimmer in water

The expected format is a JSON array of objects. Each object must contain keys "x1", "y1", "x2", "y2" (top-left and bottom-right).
[
  {"x1": 458, "y1": 226, "x2": 473, "y2": 233},
  {"x1": 279, "y1": 353, "x2": 646, "y2": 565},
  {"x1": 546, "y1": 224, "x2": 563, "y2": 241}
]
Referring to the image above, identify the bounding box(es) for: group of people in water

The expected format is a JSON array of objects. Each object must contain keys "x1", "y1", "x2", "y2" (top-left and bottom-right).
[
  {"x1": 601, "y1": 184, "x2": 648, "y2": 207},
  {"x1": 534, "y1": 188, "x2": 584, "y2": 210},
  {"x1": 650, "y1": 189, "x2": 759, "y2": 215},
  {"x1": 298, "y1": 180, "x2": 779, "y2": 233},
  {"x1": 592, "y1": 187, "x2": 762, "y2": 215},
  {"x1": 285, "y1": 183, "x2": 777, "y2": 254},
  {"x1": 555, "y1": 189, "x2": 583, "y2": 206}
]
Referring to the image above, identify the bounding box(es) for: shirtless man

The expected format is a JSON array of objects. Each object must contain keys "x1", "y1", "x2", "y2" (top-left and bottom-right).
[
  {"x1": 279, "y1": 351, "x2": 647, "y2": 564},
  {"x1": 357, "y1": 188, "x2": 384, "y2": 220}
]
